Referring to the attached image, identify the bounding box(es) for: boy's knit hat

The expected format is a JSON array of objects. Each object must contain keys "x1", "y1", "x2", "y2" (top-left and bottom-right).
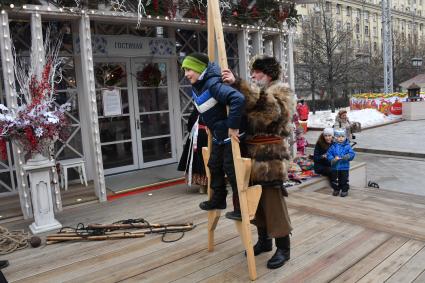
[
  {"x1": 182, "y1": 52, "x2": 209, "y2": 74},
  {"x1": 323, "y1": 128, "x2": 334, "y2": 136},
  {"x1": 250, "y1": 55, "x2": 282, "y2": 81},
  {"x1": 334, "y1": 128, "x2": 346, "y2": 137}
]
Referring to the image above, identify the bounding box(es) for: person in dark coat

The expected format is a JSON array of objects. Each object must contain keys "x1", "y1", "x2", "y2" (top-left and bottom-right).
[
  {"x1": 182, "y1": 52, "x2": 246, "y2": 215},
  {"x1": 327, "y1": 128, "x2": 356, "y2": 197},
  {"x1": 223, "y1": 55, "x2": 294, "y2": 269},
  {"x1": 313, "y1": 127, "x2": 334, "y2": 177},
  {"x1": 178, "y1": 108, "x2": 208, "y2": 193}
]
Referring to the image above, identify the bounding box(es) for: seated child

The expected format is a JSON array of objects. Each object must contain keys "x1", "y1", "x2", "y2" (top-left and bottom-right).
[
  {"x1": 327, "y1": 128, "x2": 356, "y2": 197},
  {"x1": 296, "y1": 127, "x2": 308, "y2": 156}
]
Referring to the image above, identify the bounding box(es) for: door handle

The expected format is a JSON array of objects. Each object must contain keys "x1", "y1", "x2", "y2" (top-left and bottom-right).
[{"x1": 136, "y1": 119, "x2": 140, "y2": 130}]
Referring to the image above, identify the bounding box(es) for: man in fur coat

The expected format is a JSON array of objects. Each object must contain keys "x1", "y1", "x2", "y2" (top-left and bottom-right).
[{"x1": 222, "y1": 55, "x2": 295, "y2": 269}]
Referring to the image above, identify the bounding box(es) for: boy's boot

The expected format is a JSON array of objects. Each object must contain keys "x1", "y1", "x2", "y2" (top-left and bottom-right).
[
  {"x1": 267, "y1": 235, "x2": 290, "y2": 269},
  {"x1": 225, "y1": 194, "x2": 241, "y2": 221},
  {"x1": 0, "y1": 260, "x2": 8, "y2": 269},
  {"x1": 253, "y1": 227, "x2": 273, "y2": 256},
  {"x1": 199, "y1": 189, "x2": 227, "y2": 210},
  {"x1": 340, "y1": 191, "x2": 348, "y2": 197}
]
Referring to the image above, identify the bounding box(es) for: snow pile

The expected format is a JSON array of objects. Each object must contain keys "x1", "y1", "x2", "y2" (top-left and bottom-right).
[{"x1": 307, "y1": 108, "x2": 400, "y2": 128}]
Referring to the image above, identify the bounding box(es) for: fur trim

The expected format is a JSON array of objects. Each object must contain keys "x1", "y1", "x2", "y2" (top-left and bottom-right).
[
  {"x1": 238, "y1": 80, "x2": 260, "y2": 110},
  {"x1": 240, "y1": 80, "x2": 295, "y2": 184},
  {"x1": 250, "y1": 159, "x2": 288, "y2": 183}
]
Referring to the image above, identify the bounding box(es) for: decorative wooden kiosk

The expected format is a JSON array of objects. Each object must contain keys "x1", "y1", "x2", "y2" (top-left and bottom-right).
[{"x1": 202, "y1": 0, "x2": 262, "y2": 280}]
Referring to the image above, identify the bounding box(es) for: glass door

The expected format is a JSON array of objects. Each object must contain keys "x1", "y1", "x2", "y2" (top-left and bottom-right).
[
  {"x1": 94, "y1": 58, "x2": 139, "y2": 174},
  {"x1": 131, "y1": 59, "x2": 176, "y2": 167}
]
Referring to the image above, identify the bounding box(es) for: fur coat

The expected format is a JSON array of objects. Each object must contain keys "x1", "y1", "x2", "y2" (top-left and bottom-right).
[{"x1": 238, "y1": 80, "x2": 295, "y2": 187}]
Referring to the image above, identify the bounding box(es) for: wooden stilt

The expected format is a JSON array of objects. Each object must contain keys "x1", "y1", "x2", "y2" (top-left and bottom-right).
[
  {"x1": 203, "y1": 0, "x2": 221, "y2": 253},
  {"x1": 203, "y1": 0, "x2": 262, "y2": 280}
]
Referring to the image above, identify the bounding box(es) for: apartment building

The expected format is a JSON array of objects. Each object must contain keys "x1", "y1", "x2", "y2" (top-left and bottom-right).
[{"x1": 296, "y1": 0, "x2": 425, "y2": 53}]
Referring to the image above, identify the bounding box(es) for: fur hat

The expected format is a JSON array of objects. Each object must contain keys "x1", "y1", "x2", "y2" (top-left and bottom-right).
[
  {"x1": 334, "y1": 128, "x2": 346, "y2": 137},
  {"x1": 250, "y1": 55, "x2": 282, "y2": 81},
  {"x1": 323, "y1": 128, "x2": 334, "y2": 136}
]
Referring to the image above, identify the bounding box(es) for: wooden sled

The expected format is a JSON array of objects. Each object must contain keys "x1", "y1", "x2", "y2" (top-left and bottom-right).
[{"x1": 201, "y1": 0, "x2": 262, "y2": 280}]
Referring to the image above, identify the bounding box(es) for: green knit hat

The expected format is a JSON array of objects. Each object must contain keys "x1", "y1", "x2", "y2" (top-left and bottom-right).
[{"x1": 182, "y1": 53, "x2": 209, "y2": 74}]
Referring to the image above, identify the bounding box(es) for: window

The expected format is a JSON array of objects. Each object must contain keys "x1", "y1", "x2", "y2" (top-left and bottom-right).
[
  {"x1": 373, "y1": 42, "x2": 377, "y2": 51},
  {"x1": 347, "y1": 22, "x2": 352, "y2": 30},
  {"x1": 325, "y1": 1, "x2": 331, "y2": 12},
  {"x1": 357, "y1": 9, "x2": 361, "y2": 18},
  {"x1": 346, "y1": 6, "x2": 351, "y2": 16},
  {"x1": 365, "y1": 25, "x2": 369, "y2": 35},
  {"x1": 373, "y1": 26, "x2": 377, "y2": 36},
  {"x1": 337, "y1": 20, "x2": 342, "y2": 29},
  {"x1": 336, "y1": 4, "x2": 341, "y2": 14},
  {"x1": 356, "y1": 23, "x2": 360, "y2": 33},
  {"x1": 374, "y1": 13, "x2": 377, "y2": 22},
  {"x1": 364, "y1": 11, "x2": 369, "y2": 20}
]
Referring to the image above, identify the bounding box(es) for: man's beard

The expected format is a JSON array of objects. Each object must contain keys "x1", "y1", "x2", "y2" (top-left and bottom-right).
[{"x1": 253, "y1": 77, "x2": 269, "y2": 88}]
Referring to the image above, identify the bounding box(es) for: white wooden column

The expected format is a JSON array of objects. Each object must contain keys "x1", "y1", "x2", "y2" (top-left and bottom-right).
[
  {"x1": 167, "y1": 26, "x2": 183, "y2": 160},
  {"x1": 0, "y1": 11, "x2": 33, "y2": 219},
  {"x1": 287, "y1": 28, "x2": 295, "y2": 91},
  {"x1": 264, "y1": 38, "x2": 273, "y2": 56},
  {"x1": 251, "y1": 30, "x2": 263, "y2": 56},
  {"x1": 30, "y1": 13, "x2": 45, "y2": 79},
  {"x1": 273, "y1": 33, "x2": 286, "y2": 81},
  {"x1": 77, "y1": 14, "x2": 106, "y2": 201},
  {"x1": 237, "y1": 29, "x2": 249, "y2": 80}
]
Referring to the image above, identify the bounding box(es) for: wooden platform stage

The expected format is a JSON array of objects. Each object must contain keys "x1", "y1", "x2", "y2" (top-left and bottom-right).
[{"x1": 2, "y1": 184, "x2": 425, "y2": 282}]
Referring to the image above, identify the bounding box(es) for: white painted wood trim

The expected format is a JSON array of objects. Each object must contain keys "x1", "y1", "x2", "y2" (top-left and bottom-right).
[
  {"x1": 0, "y1": 11, "x2": 33, "y2": 219},
  {"x1": 237, "y1": 29, "x2": 249, "y2": 81},
  {"x1": 77, "y1": 15, "x2": 106, "y2": 202}
]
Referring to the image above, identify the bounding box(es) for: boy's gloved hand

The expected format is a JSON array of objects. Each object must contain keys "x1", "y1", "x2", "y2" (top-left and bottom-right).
[{"x1": 342, "y1": 154, "x2": 351, "y2": 160}]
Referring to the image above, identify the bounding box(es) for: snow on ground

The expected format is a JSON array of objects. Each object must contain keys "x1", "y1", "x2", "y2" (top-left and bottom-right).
[{"x1": 307, "y1": 108, "x2": 400, "y2": 128}]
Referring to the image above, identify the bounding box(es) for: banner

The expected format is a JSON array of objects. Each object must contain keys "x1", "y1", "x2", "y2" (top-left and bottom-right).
[{"x1": 350, "y1": 93, "x2": 411, "y2": 116}]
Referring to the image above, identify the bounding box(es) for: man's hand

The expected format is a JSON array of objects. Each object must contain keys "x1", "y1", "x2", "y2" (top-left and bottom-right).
[
  {"x1": 222, "y1": 69, "x2": 236, "y2": 85},
  {"x1": 228, "y1": 128, "x2": 240, "y2": 143}
]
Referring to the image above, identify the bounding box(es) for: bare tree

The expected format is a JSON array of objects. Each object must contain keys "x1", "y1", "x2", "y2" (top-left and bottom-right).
[{"x1": 295, "y1": 1, "x2": 358, "y2": 112}]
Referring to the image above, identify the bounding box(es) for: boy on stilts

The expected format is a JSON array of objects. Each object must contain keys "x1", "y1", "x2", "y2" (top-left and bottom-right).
[{"x1": 182, "y1": 52, "x2": 246, "y2": 218}]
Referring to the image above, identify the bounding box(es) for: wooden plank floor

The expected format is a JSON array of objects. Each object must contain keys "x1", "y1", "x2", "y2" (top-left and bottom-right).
[
  {"x1": 0, "y1": 182, "x2": 98, "y2": 221},
  {"x1": 0, "y1": 181, "x2": 98, "y2": 221},
  {"x1": 2, "y1": 185, "x2": 425, "y2": 283}
]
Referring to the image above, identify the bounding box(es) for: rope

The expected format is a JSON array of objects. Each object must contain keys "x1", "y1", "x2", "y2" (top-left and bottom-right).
[{"x1": 0, "y1": 225, "x2": 29, "y2": 254}]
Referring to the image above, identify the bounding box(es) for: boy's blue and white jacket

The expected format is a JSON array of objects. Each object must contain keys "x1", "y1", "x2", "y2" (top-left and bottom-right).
[
  {"x1": 326, "y1": 139, "x2": 356, "y2": 170},
  {"x1": 191, "y1": 62, "x2": 245, "y2": 144}
]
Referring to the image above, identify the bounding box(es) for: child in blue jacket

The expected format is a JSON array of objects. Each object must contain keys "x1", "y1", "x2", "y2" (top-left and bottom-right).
[
  {"x1": 327, "y1": 128, "x2": 356, "y2": 197},
  {"x1": 182, "y1": 52, "x2": 246, "y2": 217}
]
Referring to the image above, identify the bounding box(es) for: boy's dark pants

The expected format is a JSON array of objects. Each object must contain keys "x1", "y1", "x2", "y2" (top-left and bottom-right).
[
  {"x1": 208, "y1": 142, "x2": 239, "y2": 208},
  {"x1": 330, "y1": 170, "x2": 349, "y2": 192}
]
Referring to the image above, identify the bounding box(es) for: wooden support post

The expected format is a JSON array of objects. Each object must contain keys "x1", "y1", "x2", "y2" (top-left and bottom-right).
[
  {"x1": 204, "y1": 0, "x2": 262, "y2": 280},
  {"x1": 202, "y1": 0, "x2": 221, "y2": 253}
]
